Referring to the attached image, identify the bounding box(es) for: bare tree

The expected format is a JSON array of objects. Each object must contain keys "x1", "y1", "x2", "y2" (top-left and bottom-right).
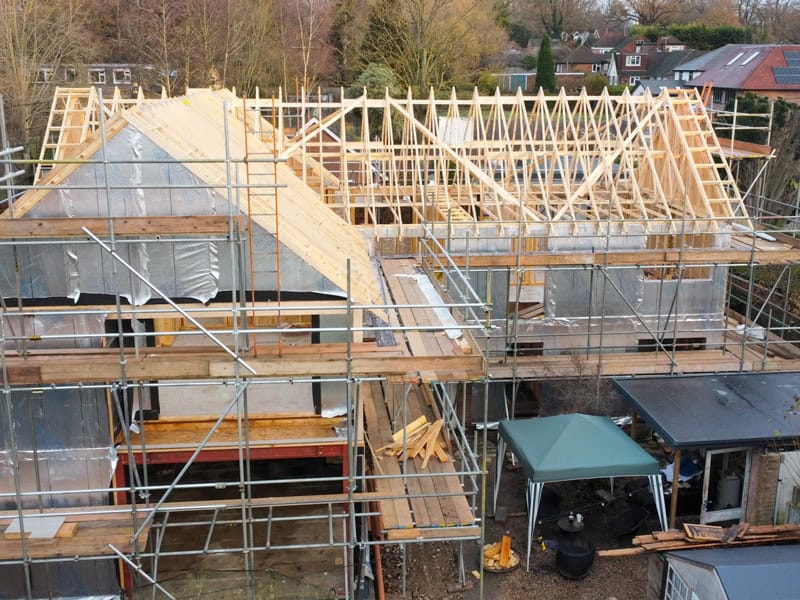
[
  {"x1": 0, "y1": 0, "x2": 97, "y2": 157},
  {"x1": 685, "y1": 0, "x2": 739, "y2": 24},
  {"x1": 273, "y1": 0, "x2": 334, "y2": 94},
  {"x1": 178, "y1": 0, "x2": 253, "y2": 90},
  {"x1": 330, "y1": 0, "x2": 370, "y2": 84},
  {"x1": 617, "y1": 0, "x2": 688, "y2": 24},
  {"x1": 360, "y1": 0, "x2": 506, "y2": 93},
  {"x1": 184, "y1": 0, "x2": 222, "y2": 88},
  {"x1": 224, "y1": 0, "x2": 278, "y2": 94},
  {"x1": 129, "y1": 0, "x2": 187, "y2": 96},
  {"x1": 736, "y1": 0, "x2": 763, "y2": 24},
  {"x1": 297, "y1": 0, "x2": 331, "y2": 91},
  {"x1": 515, "y1": 0, "x2": 599, "y2": 38},
  {"x1": 757, "y1": 0, "x2": 800, "y2": 41}
]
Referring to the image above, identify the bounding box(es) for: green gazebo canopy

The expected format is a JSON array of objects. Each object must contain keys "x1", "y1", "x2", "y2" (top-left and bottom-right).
[
  {"x1": 499, "y1": 413, "x2": 660, "y2": 483},
  {"x1": 494, "y1": 413, "x2": 667, "y2": 570}
]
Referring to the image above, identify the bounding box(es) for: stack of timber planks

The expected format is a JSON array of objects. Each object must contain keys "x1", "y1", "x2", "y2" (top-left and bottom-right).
[
  {"x1": 598, "y1": 523, "x2": 800, "y2": 557},
  {"x1": 377, "y1": 416, "x2": 450, "y2": 469}
]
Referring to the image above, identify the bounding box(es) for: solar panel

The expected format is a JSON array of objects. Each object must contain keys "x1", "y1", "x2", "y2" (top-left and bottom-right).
[
  {"x1": 784, "y1": 51, "x2": 800, "y2": 67},
  {"x1": 784, "y1": 51, "x2": 800, "y2": 60},
  {"x1": 773, "y1": 66, "x2": 800, "y2": 84}
]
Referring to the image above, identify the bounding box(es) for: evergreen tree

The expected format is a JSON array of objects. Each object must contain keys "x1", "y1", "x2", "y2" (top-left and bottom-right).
[{"x1": 534, "y1": 36, "x2": 556, "y2": 94}]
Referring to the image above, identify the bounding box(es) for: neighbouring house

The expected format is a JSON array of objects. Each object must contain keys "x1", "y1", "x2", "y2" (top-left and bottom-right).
[
  {"x1": 36, "y1": 63, "x2": 156, "y2": 96},
  {"x1": 632, "y1": 79, "x2": 682, "y2": 96},
  {"x1": 495, "y1": 70, "x2": 536, "y2": 93},
  {"x1": 660, "y1": 35, "x2": 688, "y2": 53},
  {"x1": 611, "y1": 35, "x2": 692, "y2": 87},
  {"x1": 613, "y1": 35, "x2": 656, "y2": 87},
  {"x1": 500, "y1": 40, "x2": 527, "y2": 66},
  {"x1": 672, "y1": 46, "x2": 728, "y2": 83},
  {"x1": 554, "y1": 45, "x2": 612, "y2": 77},
  {"x1": 682, "y1": 44, "x2": 800, "y2": 110},
  {"x1": 591, "y1": 30, "x2": 626, "y2": 55},
  {"x1": 648, "y1": 49, "x2": 707, "y2": 80},
  {"x1": 652, "y1": 545, "x2": 800, "y2": 600},
  {"x1": 628, "y1": 50, "x2": 706, "y2": 94},
  {"x1": 563, "y1": 29, "x2": 599, "y2": 46}
]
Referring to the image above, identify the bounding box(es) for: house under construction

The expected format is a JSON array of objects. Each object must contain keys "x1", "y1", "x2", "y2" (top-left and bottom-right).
[{"x1": 0, "y1": 85, "x2": 799, "y2": 598}]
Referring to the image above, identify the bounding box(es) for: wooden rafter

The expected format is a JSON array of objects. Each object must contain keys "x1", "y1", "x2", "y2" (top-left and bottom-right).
[{"x1": 23, "y1": 86, "x2": 751, "y2": 237}]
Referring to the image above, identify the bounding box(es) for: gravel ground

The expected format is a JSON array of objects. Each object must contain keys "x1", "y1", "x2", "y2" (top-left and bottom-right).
[
  {"x1": 381, "y1": 459, "x2": 659, "y2": 599},
  {"x1": 475, "y1": 551, "x2": 649, "y2": 600},
  {"x1": 381, "y1": 540, "x2": 649, "y2": 600}
]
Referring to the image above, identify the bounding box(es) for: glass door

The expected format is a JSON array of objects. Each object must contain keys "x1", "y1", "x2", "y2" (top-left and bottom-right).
[{"x1": 700, "y1": 447, "x2": 751, "y2": 524}]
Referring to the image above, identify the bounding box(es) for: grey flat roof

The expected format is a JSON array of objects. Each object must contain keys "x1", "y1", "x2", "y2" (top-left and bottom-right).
[
  {"x1": 613, "y1": 372, "x2": 800, "y2": 448},
  {"x1": 668, "y1": 545, "x2": 800, "y2": 600}
]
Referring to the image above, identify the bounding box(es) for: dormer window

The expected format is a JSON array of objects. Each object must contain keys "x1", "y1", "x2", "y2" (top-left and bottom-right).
[
  {"x1": 88, "y1": 68, "x2": 106, "y2": 84},
  {"x1": 36, "y1": 68, "x2": 53, "y2": 84},
  {"x1": 113, "y1": 68, "x2": 131, "y2": 84}
]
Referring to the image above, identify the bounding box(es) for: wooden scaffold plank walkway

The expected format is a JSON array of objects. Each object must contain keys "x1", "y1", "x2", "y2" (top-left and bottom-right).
[{"x1": 362, "y1": 381, "x2": 478, "y2": 541}]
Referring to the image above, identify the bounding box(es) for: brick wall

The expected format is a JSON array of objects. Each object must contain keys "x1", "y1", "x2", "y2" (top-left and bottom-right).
[{"x1": 745, "y1": 451, "x2": 781, "y2": 524}]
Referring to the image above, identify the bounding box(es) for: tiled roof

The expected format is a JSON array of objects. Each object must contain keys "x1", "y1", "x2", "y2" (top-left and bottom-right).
[
  {"x1": 673, "y1": 45, "x2": 730, "y2": 72},
  {"x1": 634, "y1": 79, "x2": 683, "y2": 95},
  {"x1": 647, "y1": 49, "x2": 706, "y2": 78},
  {"x1": 688, "y1": 44, "x2": 800, "y2": 90},
  {"x1": 592, "y1": 30, "x2": 625, "y2": 49},
  {"x1": 557, "y1": 45, "x2": 606, "y2": 64}
]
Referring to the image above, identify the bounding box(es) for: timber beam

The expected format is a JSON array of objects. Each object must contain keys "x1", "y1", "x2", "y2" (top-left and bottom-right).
[
  {"x1": 1, "y1": 345, "x2": 485, "y2": 385},
  {"x1": 445, "y1": 247, "x2": 800, "y2": 268},
  {"x1": 487, "y1": 353, "x2": 800, "y2": 379},
  {"x1": 0, "y1": 216, "x2": 247, "y2": 238},
  {"x1": 0, "y1": 492, "x2": 386, "y2": 524},
  {"x1": 6, "y1": 345, "x2": 800, "y2": 385},
  {"x1": 7, "y1": 299, "x2": 349, "y2": 318}
]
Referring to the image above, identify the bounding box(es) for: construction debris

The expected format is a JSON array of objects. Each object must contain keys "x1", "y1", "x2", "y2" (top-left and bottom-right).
[
  {"x1": 598, "y1": 523, "x2": 800, "y2": 557},
  {"x1": 483, "y1": 537, "x2": 520, "y2": 571},
  {"x1": 500, "y1": 534, "x2": 512, "y2": 568},
  {"x1": 377, "y1": 417, "x2": 450, "y2": 468}
]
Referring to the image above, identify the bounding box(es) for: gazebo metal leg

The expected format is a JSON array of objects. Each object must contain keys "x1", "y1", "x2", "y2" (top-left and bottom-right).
[
  {"x1": 493, "y1": 437, "x2": 506, "y2": 514},
  {"x1": 526, "y1": 481, "x2": 543, "y2": 572},
  {"x1": 649, "y1": 474, "x2": 669, "y2": 531}
]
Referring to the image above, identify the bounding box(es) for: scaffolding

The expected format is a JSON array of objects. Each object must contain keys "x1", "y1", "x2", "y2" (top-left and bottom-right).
[{"x1": 0, "y1": 86, "x2": 799, "y2": 599}]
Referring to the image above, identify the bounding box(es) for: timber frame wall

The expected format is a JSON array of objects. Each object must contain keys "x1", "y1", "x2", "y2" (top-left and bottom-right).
[{"x1": 0, "y1": 86, "x2": 799, "y2": 599}]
